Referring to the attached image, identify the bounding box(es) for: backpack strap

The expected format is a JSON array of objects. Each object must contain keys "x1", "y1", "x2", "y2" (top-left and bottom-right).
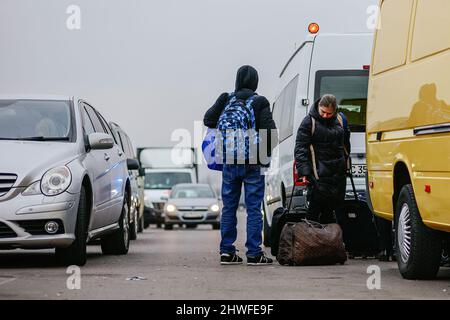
[
  {"x1": 309, "y1": 116, "x2": 319, "y2": 181},
  {"x1": 337, "y1": 113, "x2": 351, "y2": 170}
]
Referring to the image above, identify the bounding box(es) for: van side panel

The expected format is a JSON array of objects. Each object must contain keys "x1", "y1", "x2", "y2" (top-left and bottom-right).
[
  {"x1": 367, "y1": 0, "x2": 450, "y2": 231},
  {"x1": 265, "y1": 41, "x2": 313, "y2": 222}
]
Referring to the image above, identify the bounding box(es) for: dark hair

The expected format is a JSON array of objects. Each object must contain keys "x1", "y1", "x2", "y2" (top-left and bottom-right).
[{"x1": 319, "y1": 94, "x2": 337, "y2": 110}]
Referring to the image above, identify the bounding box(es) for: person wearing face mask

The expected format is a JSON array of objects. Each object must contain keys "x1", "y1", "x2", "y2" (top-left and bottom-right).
[{"x1": 294, "y1": 94, "x2": 349, "y2": 224}]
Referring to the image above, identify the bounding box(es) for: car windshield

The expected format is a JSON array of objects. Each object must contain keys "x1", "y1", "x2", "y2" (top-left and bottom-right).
[
  {"x1": 144, "y1": 172, "x2": 192, "y2": 190},
  {"x1": 0, "y1": 99, "x2": 72, "y2": 140},
  {"x1": 171, "y1": 186, "x2": 215, "y2": 199},
  {"x1": 315, "y1": 70, "x2": 369, "y2": 132}
]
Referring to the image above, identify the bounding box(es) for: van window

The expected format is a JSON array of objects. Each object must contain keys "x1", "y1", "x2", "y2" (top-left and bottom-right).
[
  {"x1": 274, "y1": 75, "x2": 299, "y2": 142},
  {"x1": 315, "y1": 70, "x2": 369, "y2": 132},
  {"x1": 272, "y1": 102, "x2": 282, "y2": 140},
  {"x1": 411, "y1": 0, "x2": 450, "y2": 61},
  {"x1": 144, "y1": 172, "x2": 192, "y2": 190},
  {"x1": 373, "y1": 0, "x2": 414, "y2": 74}
]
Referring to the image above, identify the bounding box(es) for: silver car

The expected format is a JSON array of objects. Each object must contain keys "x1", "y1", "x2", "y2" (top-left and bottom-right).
[
  {"x1": 163, "y1": 183, "x2": 221, "y2": 230},
  {"x1": 109, "y1": 122, "x2": 145, "y2": 240},
  {"x1": 0, "y1": 96, "x2": 137, "y2": 266}
]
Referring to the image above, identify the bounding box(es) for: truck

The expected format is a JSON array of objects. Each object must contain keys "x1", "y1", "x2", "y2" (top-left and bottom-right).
[{"x1": 137, "y1": 147, "x2": 198, "y2": 228}]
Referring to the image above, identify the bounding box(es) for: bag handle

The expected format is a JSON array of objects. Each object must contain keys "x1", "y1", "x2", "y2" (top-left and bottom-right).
[
  {"x1": 302, "y1": 218, "x2": 326, "y2": 229},
  {"x1": 348, "y1": 170, "x2": 359, "y2": 202},
  {"x1": 287, "y1": 182, "x2": 296, "y2": 212},
  {"x1": 309, "y1": 116, "x2": 320, "y2": 181},
  {"x1": 337, "y1": 113, "x2": 351, "y2": 170}
]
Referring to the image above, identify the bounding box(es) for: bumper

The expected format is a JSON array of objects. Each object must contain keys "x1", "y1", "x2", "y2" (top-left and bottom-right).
[
  {"x1": 165, "y1": 211, "x2": 220, "y2": 225},
  {"x1": 0, "y1": 189, "x2": 79, "y2": 249}
]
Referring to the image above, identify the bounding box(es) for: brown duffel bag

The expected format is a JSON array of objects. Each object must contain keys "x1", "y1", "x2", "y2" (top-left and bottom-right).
[{"x1": 277, "y1": 220, "x2": 347, "y2": 266}]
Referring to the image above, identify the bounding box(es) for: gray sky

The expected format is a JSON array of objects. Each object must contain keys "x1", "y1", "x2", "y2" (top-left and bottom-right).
[{"x1": 0, "y1": 0, "x2": 377, "y2": 149}]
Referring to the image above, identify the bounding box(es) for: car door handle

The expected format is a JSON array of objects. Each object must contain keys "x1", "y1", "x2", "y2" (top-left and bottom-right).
[
  {"x1": 104, "y1": 153, "x2": 110, "y2": 161},
  {"x1": 118, "y1": 150, "x2": 123, "y2": 157}
]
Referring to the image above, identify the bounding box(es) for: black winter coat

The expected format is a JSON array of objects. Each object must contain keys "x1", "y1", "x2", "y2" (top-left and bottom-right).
[{"x1": 294, "y1": 99, "x2": 347, "y2": 179}]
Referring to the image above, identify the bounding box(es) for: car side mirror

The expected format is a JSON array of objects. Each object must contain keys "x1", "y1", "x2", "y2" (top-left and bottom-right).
[
  {"x1": 88, "y1": 133, "x2": 114, "y2": 150},
  {"x1": 161, "y1": 195, "x2": 169, "y2": 201},
  {"x1": 127, "y1": 158, "x2": 140, "y2": 170},
  {"x1": 138, "y1": 167, "x2": 146, "y2": 177}
]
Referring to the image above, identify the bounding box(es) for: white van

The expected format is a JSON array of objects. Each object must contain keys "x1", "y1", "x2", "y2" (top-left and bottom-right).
[
  {"x1": 137, "y1": 147, "x2": 198, "y2": 228},
  {"x1": 263, "y1": 28, "x2": 373, "y2": 245}
]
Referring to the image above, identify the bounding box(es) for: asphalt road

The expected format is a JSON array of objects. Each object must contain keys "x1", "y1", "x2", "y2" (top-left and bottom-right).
[{"x1": 0, "y1": 210, "x2": 449, "y2": 300}]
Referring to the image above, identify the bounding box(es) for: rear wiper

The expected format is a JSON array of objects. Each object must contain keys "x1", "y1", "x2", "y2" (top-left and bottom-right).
[{"x1": 0, "y1": 136, "x2": 70, "y2": 141}]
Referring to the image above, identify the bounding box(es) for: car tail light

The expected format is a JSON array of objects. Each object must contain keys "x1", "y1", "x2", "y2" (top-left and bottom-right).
[{"x1": 293, "y1": 161, "x2": 308, "y2": 187}]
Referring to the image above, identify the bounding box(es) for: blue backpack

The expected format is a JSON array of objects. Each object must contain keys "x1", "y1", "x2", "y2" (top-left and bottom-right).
[
  {"x1": 202, "y1": 93, "x2": 259, "y2": 170},
  {"x1": 217, "y1": 93, "x2": 259, "y2": 163}
]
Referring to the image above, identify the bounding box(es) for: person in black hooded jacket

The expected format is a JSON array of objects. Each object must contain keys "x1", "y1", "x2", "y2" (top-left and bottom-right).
[
  {"x1": 294, "y1": 94, "x2": 349, "y2": 224},
  {"x1": 204, "y1": 66, "x2": 278, "y2": 165},
  {"x1": 203, "y1": 65, "x2": 277, "y2": 265}
]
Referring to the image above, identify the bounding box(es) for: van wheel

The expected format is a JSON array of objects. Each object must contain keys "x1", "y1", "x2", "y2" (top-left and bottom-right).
[
  {"x1": 138, "y1": 215, "x2": 144, "y2": 233},
  {"x1": 101, "y1": 193, "x2": 130, "y2": 255},
  {"x1": 56, "y1": 186, "x2": 88, "y2": 266},
  {"x1": 129, "y1": 206, "x2": 138, "y2": 240},
  {"x1": 395, "y1": 184, "x2": 442, "y2": 279},
  {"x1": 164, "y1": 224, "x2": 173, "y2": 230},
  {"x1": 263, "y1": 204, "x2": 271, "y2": 247}
]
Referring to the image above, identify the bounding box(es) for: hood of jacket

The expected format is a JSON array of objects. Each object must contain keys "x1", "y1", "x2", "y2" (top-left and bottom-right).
[
  {"x1": 309, "y1": 98, "x2": 338, "y2": 126},
  {"x1": 235, "y1": 65, "x2": 259, "y2": 92}
]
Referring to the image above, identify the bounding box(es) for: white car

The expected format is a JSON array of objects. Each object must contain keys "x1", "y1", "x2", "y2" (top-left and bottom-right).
[{"x1": 163, "y1": 184, "x2": 221, "y2": 230}]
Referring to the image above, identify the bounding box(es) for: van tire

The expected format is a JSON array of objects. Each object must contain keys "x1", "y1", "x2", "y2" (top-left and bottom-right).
[
  {"x1": 138, "y1": 215, "x2": 144, "y2": 233},
  {"x1": 164, "y1": 224, "x2": 173, "y2": 230},
  {"x1": 395, "y1": 184, "x2": 442, "y2": 280},
  {"x1": 56, "y1": 186, "x2": 88, "y2": 266},
  {"x1": 212, "y1": 223, "x2": 220, "y2": 230},
  {"x1": 130, "y1": 206, "x2": 138, "y2": 240},
  {"x1": 101, "y1": 193, "x2": 130, "y2": 255}
]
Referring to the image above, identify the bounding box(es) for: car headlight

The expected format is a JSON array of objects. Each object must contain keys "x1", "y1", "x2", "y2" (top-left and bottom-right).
[
  {"x1": 210, "y1": 204, "x2": 220, "y2": 213},
  {"x1": 41, "y1": 166, "x2": 72, "y2": 196},
  {"x1": 166, "y1": 204, "x2": 177, "y2": 213}
]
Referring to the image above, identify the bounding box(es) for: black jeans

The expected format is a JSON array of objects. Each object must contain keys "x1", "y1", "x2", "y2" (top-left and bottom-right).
[
  {"x1": 306, "y1": 173, "x2": 347, "y2": 224},
  {"x1": 306, "y1": 184, "x2": 337, "y2": 224}
]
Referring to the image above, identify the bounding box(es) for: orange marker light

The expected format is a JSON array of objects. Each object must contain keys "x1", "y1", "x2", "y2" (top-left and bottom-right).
[{"x1": 308, "y1": 23, "x2": 320, "y2": 34}]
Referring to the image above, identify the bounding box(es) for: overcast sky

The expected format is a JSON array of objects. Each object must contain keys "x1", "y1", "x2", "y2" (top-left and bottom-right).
[{"x1": 0, "y1": 0, "x2": 377, "y2": 149}]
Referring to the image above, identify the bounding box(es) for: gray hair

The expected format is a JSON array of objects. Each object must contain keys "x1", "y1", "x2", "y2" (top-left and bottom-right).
[{"x1": 319, "y1": 94, "x2": 337, "y2": 110}]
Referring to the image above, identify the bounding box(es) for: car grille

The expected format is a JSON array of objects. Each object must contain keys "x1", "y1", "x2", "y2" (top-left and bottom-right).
[
  {"x1": 0, "y1": 173, "x2": 17, "y2": 197},
  {"x1": 15, "y1": 220, "x2": 65, "y2": 235},
  {"x1": 183, "y1": 216, "x2": 204, "y2": 220},
  {"x1": 178, "y1": 207, "x2": 209, "y2": 212},
  {"x1": 0, "y1": 222, "x2": 17, "y2": 238}
]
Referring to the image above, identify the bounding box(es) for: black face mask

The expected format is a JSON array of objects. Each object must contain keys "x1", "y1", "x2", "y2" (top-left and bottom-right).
[{"x1": 320, "y1": 115, "x2": 336, "y2": 126}]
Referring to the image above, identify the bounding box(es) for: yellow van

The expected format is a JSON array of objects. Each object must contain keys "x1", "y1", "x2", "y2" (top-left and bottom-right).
[{"x1": 366, "y1": 0, "x2": 450, "y2": 279}]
